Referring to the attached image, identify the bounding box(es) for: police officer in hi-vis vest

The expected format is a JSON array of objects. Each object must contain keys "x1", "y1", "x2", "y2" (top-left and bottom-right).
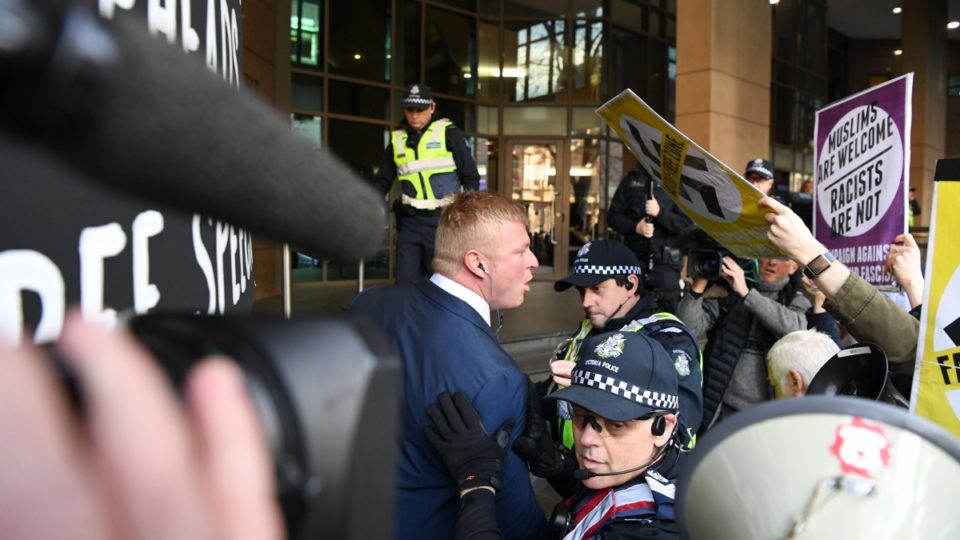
[{"x1": 375, "y1": 84, "x2": 480, "y2": 284}]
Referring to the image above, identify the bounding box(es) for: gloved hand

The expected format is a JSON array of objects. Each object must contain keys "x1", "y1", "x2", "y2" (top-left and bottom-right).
[
  {"x1": 512, "y1": 379, "x2": 567, "y2": 478},
  {"x1": 424, "y1": 392, "x2": 514, "y2": 494}
]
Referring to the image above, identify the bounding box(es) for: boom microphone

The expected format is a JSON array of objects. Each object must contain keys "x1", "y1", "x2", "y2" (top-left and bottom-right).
[
  {"x1": 573, "y1": 459, "x2": 656, "y2": 481},
  {"x1": 0, "y1": 1, "x2": 385, "y2": 262}
]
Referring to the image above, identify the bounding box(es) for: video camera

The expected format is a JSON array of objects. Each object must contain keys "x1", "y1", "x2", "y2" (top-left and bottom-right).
[
  {"x1": 673, "y1": 226, "x2": 758, "y2": 283},
  {"x1": 1, "y1": 1, "x2": 397, "y2": 538}
]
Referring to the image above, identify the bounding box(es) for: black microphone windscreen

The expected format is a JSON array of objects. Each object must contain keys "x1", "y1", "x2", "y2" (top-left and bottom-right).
[
  {"x1": 55, "y1": 16, "x2": 386, "y2": 262},
  {"x1": 572, "y1": 468, "x2": 593, "y2": 481}
]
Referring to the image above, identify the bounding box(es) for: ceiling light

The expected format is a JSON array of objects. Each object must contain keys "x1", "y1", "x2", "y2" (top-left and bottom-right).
[
  {"x1": 949, "y1": 21, "x2": 960, "y2": 30},
  {"x1": 769, "y1": 0, "x2": 779, "y2": 4},
  {"x1": 892, "y1": 7, "x2": 902, "y2": 14},
  {"x1": 353, "y1": 53, "x2": 361, "y2": 60},
  {"x1": 893, "y1": 49, "x2": 903, "y2": 56}
]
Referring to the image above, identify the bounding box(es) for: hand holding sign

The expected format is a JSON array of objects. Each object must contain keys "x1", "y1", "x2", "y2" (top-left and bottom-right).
[
  {"x1": 885, "y1": 233, "x2": 923, "y2": 308},
  {"x1": 760, "y1": 197, "x2": 826, "y2": 265}
]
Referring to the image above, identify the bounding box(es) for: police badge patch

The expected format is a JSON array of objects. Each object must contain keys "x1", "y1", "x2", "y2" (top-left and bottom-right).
[
  {"x1": 595, "y1": 333, "x2": 626, "y2": 359},
  {"x1": 673, "y1": 349, "x2": 692, "y2": 378}
]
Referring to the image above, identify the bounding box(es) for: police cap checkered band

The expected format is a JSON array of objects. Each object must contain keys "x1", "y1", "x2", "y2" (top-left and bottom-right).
[
  {"x1": 572, "y1": 371, "x2": 679, "y2": 410},
  {"x1": 402, "y1": 84, "x2": 434, "y2": 109},
  {"x1": 744, "y1": 158, "x2": 774, "y2": 180},
  {"x1": 554, "y1": 239, "x2": 642, "y2": 291},
  {"x1": 545, "y1": 331, "x2": 681, "y2": 421},
  {"x1": 573, "y1": 263, "x2": 644, "y2": 276}
]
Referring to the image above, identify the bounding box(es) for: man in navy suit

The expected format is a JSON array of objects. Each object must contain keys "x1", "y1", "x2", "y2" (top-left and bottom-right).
[{"x1": 348, "y1": 191, "x2": 546, "y2": 540}]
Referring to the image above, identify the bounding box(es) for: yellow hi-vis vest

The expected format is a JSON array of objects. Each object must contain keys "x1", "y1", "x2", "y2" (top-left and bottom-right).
[
  {"x1": 392, "y1": 119, "x2": 458, "y2": 209},
  {"x1": 555, "y1": 313, "x2": 702, "y2": 449}
]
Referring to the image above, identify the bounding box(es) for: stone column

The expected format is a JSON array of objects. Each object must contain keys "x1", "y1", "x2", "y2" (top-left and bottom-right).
[
  {"x1": 902, "y1": 0, "x2": 947, "y2": 227},
  {"x1": 676, "y1": 0, "x2": 772, "y2": 170}
]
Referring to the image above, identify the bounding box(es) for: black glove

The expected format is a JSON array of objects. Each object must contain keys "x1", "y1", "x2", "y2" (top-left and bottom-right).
[
  {"x1": 424, "y1": 392, "x2": 514, "y2": 493},
  {"x1": 512, "y1": 379, "x2": 567, "y2": 478}
]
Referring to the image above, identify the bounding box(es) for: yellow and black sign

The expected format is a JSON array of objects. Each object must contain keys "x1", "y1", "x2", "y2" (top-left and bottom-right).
[
  {"x1": 596, "y1": 90, "x2": 782, "y2": 258},
  {"x1": 911, "y1": 158, "x2": 960, "y2": 436}
]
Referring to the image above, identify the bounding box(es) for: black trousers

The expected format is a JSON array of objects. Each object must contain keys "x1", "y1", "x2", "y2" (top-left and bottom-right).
[{"x1": 395, "y1": 211, "x2": 441, "y2": 284}]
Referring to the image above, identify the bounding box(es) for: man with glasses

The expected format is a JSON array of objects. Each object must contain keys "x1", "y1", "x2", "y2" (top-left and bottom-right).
[
  {"x1": 423, "y1": 330, "x2": 684, "y2": 539},
  {"x1": 374, "y1": 84, "x2": 480, "y2": 283}
]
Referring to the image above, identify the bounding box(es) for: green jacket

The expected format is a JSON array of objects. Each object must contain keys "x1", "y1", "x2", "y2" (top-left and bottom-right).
[{"x1": 824, "y1": 272, "x2": 919, "y2": 375}]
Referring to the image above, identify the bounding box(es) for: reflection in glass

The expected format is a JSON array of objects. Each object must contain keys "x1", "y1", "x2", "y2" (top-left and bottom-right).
[
  {"x1": 567, "y1": 138, "x2": 601, "y2": 267},
  {"x1": 505, "y1": 20, "x2": 566, "y2": 102},
  {"x1": 291, "y1": 113, "x2": 322, "y2": 148},
  {"x1": 328, "y1": 80, "x2": 390, "y2": 120},
  {"x1": 329, "y1": 0, "x2": 391, "y2": 81},
  {"x1": 471, "y1": 137, "x2": 498, "y2": 192},
  {"x1": 572, "y1": 11, "x2": 603, "y2": 101},
  {"x1": 291, "y1": 0, "x2": 323, "y2": 68},
  {"x1": 476, "y1": 20, "x2": 501, "y2": 101},
  {"x1": 291, "y1": 73, "x2": 323, "y2": 112},
  {"x1": 425, "y1": 7, "x2": 476, "y2": 97},
  {"x1": 510, "y1": 143, "x2": 558, "y2": 272},
  {"x1": 397, "y1": 2, "x2": 421, "y2": 86}
]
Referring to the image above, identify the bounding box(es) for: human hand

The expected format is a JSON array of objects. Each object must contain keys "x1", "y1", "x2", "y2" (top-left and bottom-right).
[
  {"x1": 760, "y1": 196, "x2": 825, "y2": 265},
  {"x1": 720, "y1": 256, "x2": 749, "y2": 297},
  {"x1": 690, "y1": 278, "x2": 710, "y2": 294},
  {"x1": 802, "y1": 276, "x2": 826, "y2": 313},
  {"x1": 512, "y1": 380, "x2": 566, "y2": 478},
  {"x1": 639, "y1": 221, "x2": 655, "y2": 238},
  {"x1": 424, "y1": 392, "x2": 514, "y2": 496},
  {"x1": 550, "y1": 360, "x2": 576, "y2": 387},
  {"x1": 886, "y1": 233, "x2": 923, "y2": 308},
  {"x1": 645, "y1": 196, "x2": 660, "y2": 218},
  {"x1": 0, "y1": 311, "x2": 282, "y2": 540}
]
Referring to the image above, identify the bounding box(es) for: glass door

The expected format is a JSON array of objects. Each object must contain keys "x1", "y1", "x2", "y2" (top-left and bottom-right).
[{"x1": 505, "y1": 140, "x2": 568, "y2": 279}]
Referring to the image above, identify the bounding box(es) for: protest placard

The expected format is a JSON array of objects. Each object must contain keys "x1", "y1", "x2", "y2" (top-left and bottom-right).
[
  {"x1": 813, "y1": 74, "x2": 911, "y2": 288},
  {"x1": 596, "y1": 90, "x2": 781, "y2": 259},
  {"x1": 910, "y1": 159, "x2": 960, "y2": 437}
]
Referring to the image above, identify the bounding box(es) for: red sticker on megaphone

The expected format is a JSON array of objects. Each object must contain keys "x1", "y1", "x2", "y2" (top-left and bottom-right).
[{"x1": 829, "y1": 416, "x2": 891, "y2": 479}]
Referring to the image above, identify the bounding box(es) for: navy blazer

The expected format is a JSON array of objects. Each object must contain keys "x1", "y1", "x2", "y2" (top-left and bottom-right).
[{"x1": 349, "y1": 279, "x2": 546, "y2": 540}]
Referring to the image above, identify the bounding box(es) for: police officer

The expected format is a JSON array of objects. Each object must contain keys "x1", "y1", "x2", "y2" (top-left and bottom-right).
[
  {"x1": 607, "y1": 167, "x2": 692, "y2": 313},
  {"x1": 374, "y1": 84, "x2": 480, "y2": 284},
  {"x1": 545, "y1": 239, "x2": 703, "y2": 447},
  {"x1": 424, "y1": 331, "x2": 685, "y2": 540}
]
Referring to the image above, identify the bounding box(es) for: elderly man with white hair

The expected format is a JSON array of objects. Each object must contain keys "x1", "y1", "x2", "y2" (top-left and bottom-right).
[{"x1": 767, "y1": 329, "x2": 840, "y2": 398}]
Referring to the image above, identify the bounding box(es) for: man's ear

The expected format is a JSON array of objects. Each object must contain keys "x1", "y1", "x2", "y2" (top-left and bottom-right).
[
  {"x1": 627, "y1": 274, "x2": 641, "y2": 292},
  {"x1": 788, "y1": 369, "x2": 805, "y2": 396},
  {"x1": 464, "y1": 249, "x2": 486, "y2": 278}
]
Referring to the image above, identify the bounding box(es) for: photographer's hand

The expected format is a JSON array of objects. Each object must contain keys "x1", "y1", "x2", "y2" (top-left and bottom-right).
[
  {"x1": 424, "y1": 392, "x2": 514, "y2": 497},
  {"x1": 721, "y1": 256, "x2": 749, "y2": 297},
  {"x1": 0, "y1": 311, "x2": 282, "y2": 540}
]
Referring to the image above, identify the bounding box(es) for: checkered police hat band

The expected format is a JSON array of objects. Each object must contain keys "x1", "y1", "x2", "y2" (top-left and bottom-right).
[
  {"x1": 572, "y1": 371, "x2": 679, "y2": 410},
  {"x1": 404, "y1": 97, "x2": 432, "y2": 106},
  {"x1": 574, "y1": 264, "x2": 643, "y2": 276}
]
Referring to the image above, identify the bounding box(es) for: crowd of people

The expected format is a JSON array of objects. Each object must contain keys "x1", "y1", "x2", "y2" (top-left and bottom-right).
[{"x1": 1, "y1": 83, "x2": 935, "y2": 539}]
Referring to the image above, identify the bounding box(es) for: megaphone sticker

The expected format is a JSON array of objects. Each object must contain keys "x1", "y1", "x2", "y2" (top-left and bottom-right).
[{"x1": 829, "y1": 417, "x2": 891, "y2": 479}]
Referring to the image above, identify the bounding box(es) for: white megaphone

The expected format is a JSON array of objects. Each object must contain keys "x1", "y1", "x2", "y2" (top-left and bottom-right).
[{"x1": 678, "y1": 397, "x2": 960, "y2": 539}]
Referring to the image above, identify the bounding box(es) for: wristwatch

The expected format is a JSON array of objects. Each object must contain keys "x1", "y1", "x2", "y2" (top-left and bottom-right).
[{"x1": 803, "y1": 251, "x2": 837, "y2": 279}]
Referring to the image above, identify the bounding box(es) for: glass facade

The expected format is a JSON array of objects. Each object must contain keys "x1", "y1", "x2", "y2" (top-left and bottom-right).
[
  {"x1": 286, "y1": 0, "x2": 676, "y2": 283},
  {"x1": 770, "y1": 0, "x2": 827, "y2": 193}
]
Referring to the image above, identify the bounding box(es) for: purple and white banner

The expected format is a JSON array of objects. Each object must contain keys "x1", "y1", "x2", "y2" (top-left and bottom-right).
[{"x1": 813, "y1": 73, "x2": 912, "y2": 288}]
